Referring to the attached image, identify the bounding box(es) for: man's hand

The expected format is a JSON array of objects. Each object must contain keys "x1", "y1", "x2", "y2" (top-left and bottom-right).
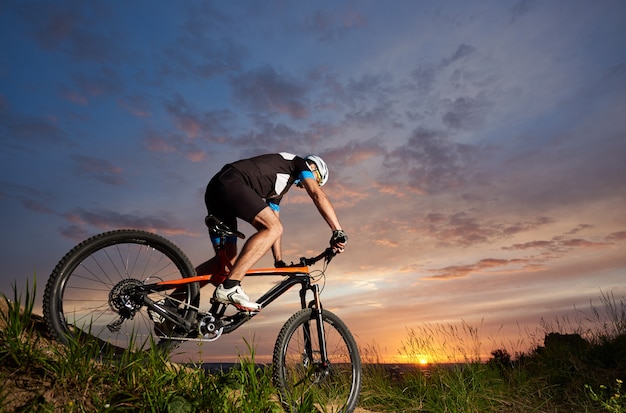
[
  {"x1": 330, "y1": 230, "x2": 348, "y2": 253},
  {"x1": 274, "y1": 260, "x2": 287, "y2": 268}
]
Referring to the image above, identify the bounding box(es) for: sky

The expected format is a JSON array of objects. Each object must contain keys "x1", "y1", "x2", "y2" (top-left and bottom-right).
[{"x1": 1, "y1": 0, "x2": 626, "y2": 364}]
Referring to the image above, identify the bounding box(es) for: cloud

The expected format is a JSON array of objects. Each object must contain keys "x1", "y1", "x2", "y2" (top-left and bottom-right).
[
  {"x1": 301, "y1": 8, "x2": 367, "y2": 43},
  {"x1": 0, "y1": 101, "x2": 68, "y2": 146},
  {"x1": 425, "y1": 257, "x2": 527, "y2": 280},
  {"x1": 22, "y1": 199, "x2": 56, "y2": 215},
  {"x1": 1, "y1": 183, "x2": 196, "y2": 240},
  {"x1": 344, "y1": 104, "x2": 397, "y2": 128},
  {"x1": 157, "y1": 1, "x2": 246, "y2": 79},
  {"x1": 58, "y1": 67, "x2": 128, "y2": 107},
  {"x1": 60, "y1": 88, "x2": 88, "y2": 106},
  {"x1": 342, "y1": 73, "x2": 393, "y2": 106},
  {"x1": 499, "y1": 124, "x2": 626, "y2": 210},
  {"x1": 441, "y1": 95, "x2": 493, "y2": 130},
  {"x1": 161, "y1": 34, "x2": 246, "y2": 79},
  {"x1": 146, "y1": 94, "x2": 235, "y2": 161},
  {"x1": 237, "y1": 121, "x2": 306, "y2": 151},
  {"x1": 426, "y1": 226, "x2": 626, "y2": 280},
  {"x1": 143, "y1": 133, "x2": 178, "y2": 154},
  {"x1": 491, "y1": 59, "x2": 626, "y2": 211},
  {"x1": 440, "y1": 44, "x2": 478, "y2": 68},
  {"x1": 0, "y1": 181, "x2": 58, "y2": 216},
  {"x1": 72, "y1": 155, "x2": 125, "y2": 185},
  {"x1": 59, "y1": 224, "x2": 91, "y2": 242},
  {"x1": 61, "y1": 208, "x2": 194, "y2": 239},
  {"x1": 67, "y1": 67, "x2": 125, "y2": 101},
  {"x1": 117, "y1": 94, "x2": 152, "y2": 118},
  {"x1": 323, "y1": 138, "x2": 387, "y2": 166},
  {"x1": 13, "y1": 0, "x2": 124, "y2": 63},
  {"x1": 375, "y1": 239, "x2": 398, "y2": 248},
  {"x1": 229, "y1": 66, "x2": 309, "y2": 119},
  {"x1": 504, "y1": 230, "x2": 621, "y2": 254},
  {"x1": 510, "y1": 0, "x2": 539, "y2": 22},
  {"x1": 164, "y1": 94, "x2": 234, "y2": 141},
  {"x1": 324, "y1": 182, "x2": 369, "y2": 209},
  {"x1": 607, "y1": 231, "x2": 626, "y2": 242},
  {"x1": 142, "y1": 130, "x2": 207, "y2": 163},
  {"x1": 411, "y1": 64, "x2": 437, "y2": 95},
  {"x1": 383, "y1": 127, "x2": 488, "y2": 194},
  {"x1": 319, "y1": 72, "x2": 404, "y2": 132},
  {"x1": 410, "y1": 43, "x2": 479, "y2": 97},
  {"x1": 419, "y1": 213, "x2": 554, "y2": 248}
]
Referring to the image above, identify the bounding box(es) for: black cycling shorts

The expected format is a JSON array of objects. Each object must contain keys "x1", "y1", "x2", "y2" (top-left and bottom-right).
[{"x1": 204, "y1": 166, "x2": 268, "y2": 233}]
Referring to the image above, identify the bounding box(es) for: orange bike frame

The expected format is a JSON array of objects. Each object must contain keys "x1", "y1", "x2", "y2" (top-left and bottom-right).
[{"x1": 155, "y1": 244, "x2": 312, "y2": 289}]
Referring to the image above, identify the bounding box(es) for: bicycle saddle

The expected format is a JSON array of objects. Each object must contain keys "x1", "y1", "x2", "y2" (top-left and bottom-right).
[{"x1": 205, "y1": 215, "x2": 246, "y2": 239}]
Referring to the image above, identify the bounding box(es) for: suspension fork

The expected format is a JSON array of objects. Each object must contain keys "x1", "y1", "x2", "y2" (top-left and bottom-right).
[{"x1": 299, "y1": 283, "x2": 330, "y2": 367}]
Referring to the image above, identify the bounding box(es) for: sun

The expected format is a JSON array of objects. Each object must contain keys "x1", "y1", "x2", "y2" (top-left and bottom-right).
[{"x1": 398, "y1": 352, "x2": 431, "y2": 366}]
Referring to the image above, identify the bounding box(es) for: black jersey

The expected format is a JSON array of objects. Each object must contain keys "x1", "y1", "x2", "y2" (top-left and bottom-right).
[{"x1": 228, "y1": 152, "x2": 311, "y2": 205}]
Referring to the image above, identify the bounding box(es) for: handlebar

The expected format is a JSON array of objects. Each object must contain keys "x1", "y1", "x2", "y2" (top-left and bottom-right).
[{"x1": 299, "y1": 247, "x2": 337, "y2": 266}]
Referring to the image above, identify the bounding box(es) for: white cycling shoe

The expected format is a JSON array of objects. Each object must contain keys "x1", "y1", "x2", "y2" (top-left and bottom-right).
[{"x1": 213, "y1": 284, "x2": 261, "y2": 312}]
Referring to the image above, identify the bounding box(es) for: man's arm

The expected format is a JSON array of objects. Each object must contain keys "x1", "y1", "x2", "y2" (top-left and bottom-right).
[{"x1": 301, "y1": 178, "x2": 346, "y2": 251}]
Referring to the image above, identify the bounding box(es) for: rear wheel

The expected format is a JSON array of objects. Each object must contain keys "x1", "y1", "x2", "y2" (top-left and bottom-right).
[
  {"x1": 43, "y1": 230, "x2": 199, "y2": 355},
  {"x1": 273, "y1": 308, "x2": 361, "y2": 412}
]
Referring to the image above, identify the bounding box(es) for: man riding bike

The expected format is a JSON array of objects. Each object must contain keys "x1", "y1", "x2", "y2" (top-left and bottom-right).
[{"x1": 196, "y1": 152, "x2": 348, "y2": 311}]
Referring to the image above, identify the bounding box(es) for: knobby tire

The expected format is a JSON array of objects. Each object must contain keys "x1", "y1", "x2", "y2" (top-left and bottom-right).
[
  {"x1": 272, "y1": 308, "x2": 362, "y2": 413},
  {"x1": 43, "y1": 230, "x2": 199, "y2": 356}
]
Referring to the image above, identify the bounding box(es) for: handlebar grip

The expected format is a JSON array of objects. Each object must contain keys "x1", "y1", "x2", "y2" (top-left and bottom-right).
[{"x1": 331, "y1": 230, "x2": 348, "y2": 245}]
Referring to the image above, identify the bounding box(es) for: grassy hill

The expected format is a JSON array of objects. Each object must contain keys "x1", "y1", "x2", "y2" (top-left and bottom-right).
[{"x1": 1, "y1": 280, "x2": 625, "y2": 412}]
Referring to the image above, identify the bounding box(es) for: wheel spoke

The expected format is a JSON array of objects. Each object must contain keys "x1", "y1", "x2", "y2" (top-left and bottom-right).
[
  {"x1": 273, "y1": 309, "x2": 361, "y2": 412},
  {"x1": 43, "y1": 230, "x2": 198, "y2": 355}
]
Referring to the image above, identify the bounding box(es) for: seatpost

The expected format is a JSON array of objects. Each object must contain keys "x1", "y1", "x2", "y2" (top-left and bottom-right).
[{"x1": 216, "y1": 236, "x2": 236, "y2": 272}]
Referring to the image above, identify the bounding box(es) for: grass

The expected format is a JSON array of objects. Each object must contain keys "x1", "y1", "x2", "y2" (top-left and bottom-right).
[
  {"x1": 1, "y1": 279, "x2": 625, "y2": 412},
  {"x1": 358, "y1": 290, "x2": 626, "y2": 413}
]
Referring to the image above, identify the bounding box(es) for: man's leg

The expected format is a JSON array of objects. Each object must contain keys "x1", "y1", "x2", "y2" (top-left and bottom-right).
[
  {"x1": 228, "y1": 207, "x2": 283, "y2": 280},
  {"x1": 195, "y1": 242, "x2": 237, "y2": 276},
  {"x1": 213, "y1": 207, "x2": 282, "y2": 311}
]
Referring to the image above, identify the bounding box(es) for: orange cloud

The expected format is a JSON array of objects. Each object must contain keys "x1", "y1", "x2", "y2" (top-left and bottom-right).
[{"x1": 375, "y1": 238, "x2": 399, "y2": 248}]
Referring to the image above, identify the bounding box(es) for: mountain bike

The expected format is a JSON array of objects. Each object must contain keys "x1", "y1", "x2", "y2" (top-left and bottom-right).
[{"x1": 43, "y1": 215, "x2": 362, "y2": 412}]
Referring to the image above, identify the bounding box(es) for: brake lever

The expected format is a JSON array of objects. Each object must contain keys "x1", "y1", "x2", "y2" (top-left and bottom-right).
[
  {"x1": 325, "y1": 247, "x2": 337, "y2": 264},
  {"x1": 300, "y1": 257, "x2": 314, "y2": 266}
]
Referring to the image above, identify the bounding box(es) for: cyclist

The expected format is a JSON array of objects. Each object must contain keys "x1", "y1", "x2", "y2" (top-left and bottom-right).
[{"x1": 196, "y1": 152, "x2": 348, "y2": 311}]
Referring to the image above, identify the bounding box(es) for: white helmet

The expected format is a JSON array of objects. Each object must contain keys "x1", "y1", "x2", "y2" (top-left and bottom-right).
[{"x1": 305, "y1": 154, "x2": 329, "y2": 186}]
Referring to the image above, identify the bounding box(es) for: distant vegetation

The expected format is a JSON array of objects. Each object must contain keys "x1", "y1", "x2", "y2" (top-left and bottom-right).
[{"x1": 1, "y1": 278, "x2": 625, "y2": 412}]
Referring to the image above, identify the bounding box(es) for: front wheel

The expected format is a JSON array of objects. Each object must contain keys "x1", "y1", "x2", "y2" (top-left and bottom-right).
[
  {"x1": 273, "y1": 308, "x2": 361, "y2": 413},
  {"x1": 43, "y1": 230, "x2": 199, "y2": 355}
]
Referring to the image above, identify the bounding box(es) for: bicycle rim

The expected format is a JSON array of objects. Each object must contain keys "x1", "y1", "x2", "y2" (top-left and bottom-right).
[
  {"x1": 43, "y1": 230, "x2": 199, "y2": 355},
  {"x1": 273, "y1": 308, "x2": 361, "y2": 413}
]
